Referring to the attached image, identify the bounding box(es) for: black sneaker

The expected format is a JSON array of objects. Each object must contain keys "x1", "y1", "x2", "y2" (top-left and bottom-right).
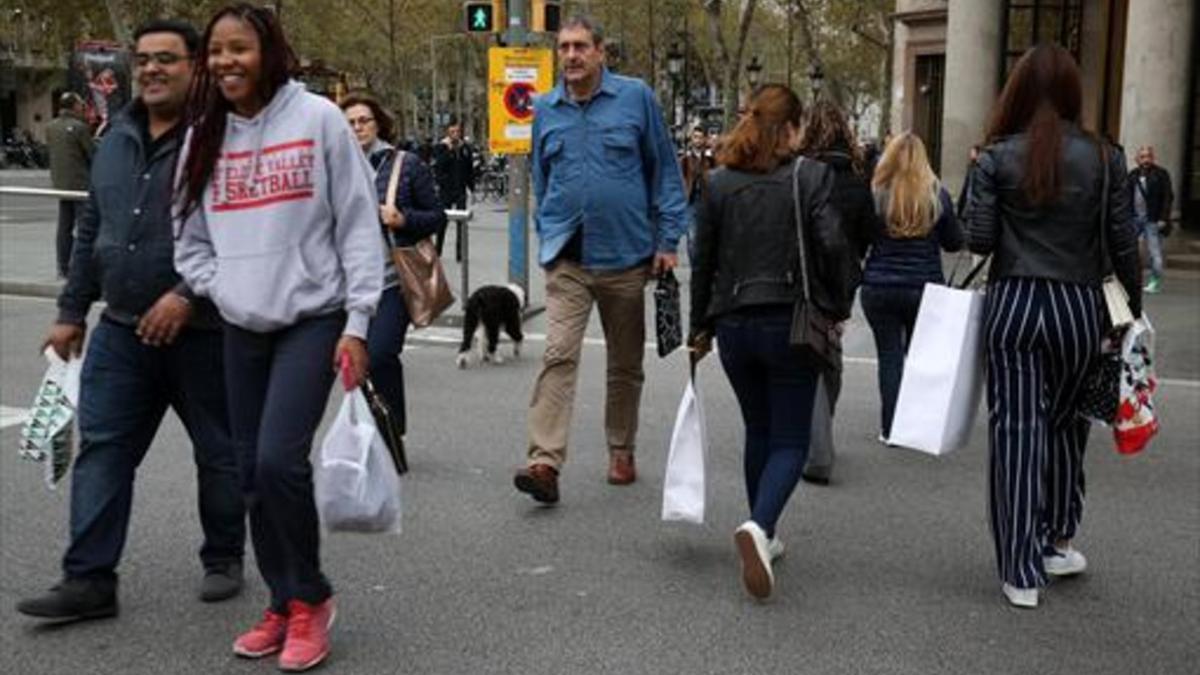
[
  {"x1": 199, "y1": 561, "x2": 244, "y2": 602},
  {"x1": 17, "y1": 578, "x2": 118, "y2": 622}
]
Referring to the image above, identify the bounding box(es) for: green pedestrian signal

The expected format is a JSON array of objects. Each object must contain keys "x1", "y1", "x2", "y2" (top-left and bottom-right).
[{"x1": 464, "y1": 2, "x2": 495, "y2": 33}]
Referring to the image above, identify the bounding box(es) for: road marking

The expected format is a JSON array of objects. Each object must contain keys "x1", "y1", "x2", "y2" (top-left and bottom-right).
[
  {"x1": 1, "y1": 405, "x2": 30, "y2": 429},
  {"x1": 3, "y1": 301, "x2": 1197, "y2": 390}
]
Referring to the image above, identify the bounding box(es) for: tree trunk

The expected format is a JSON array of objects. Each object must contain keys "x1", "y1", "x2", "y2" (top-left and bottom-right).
[
  {"x1": 704, "y1": 0, "x2": 758, "y2": 129},
  {"x1": 103, "y1": 0, "x2": 132, "y2": 45}
]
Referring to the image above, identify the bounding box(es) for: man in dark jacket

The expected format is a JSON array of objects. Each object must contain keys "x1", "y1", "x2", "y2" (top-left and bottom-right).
[
  {"x1": 432, "y1": 121, "x2": 475, "y2": 260},
  {"x1": 17, "y1": 19, "x2": 245, "y2": 624},
  {"x1": 1128, "y1": 145, "x2": 1174, "y2": 293},
  {"x1": 45, "y1": 92, "x2": 95, "y2": 277}
]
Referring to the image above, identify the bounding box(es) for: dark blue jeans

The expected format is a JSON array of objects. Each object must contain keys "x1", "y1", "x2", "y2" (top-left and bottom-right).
[
  {"x1": 367, "y1": 286, "x2": 409, "y2": 434},
  {"x1": 223, "y1": 313, "x2": 342, "y2": 612},
  {"x1": 65, "y1": 318, "x2": 244, "y2": 581},
  {"x1": 716, "y1": 306, "x2": 820, "y2": 538},
  {"x1": 860, "y1": 284, "x2": 925, "y2": 437}
]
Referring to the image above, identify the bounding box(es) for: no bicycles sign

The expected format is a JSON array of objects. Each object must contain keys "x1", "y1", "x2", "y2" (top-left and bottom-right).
[{"x1": 488, "y1": 47, "x2": 553, "y2": 155}]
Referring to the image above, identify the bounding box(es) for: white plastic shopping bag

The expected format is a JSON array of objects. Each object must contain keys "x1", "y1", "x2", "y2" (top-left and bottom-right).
[
  {"x1": 662, "y1": 365, "x2": 706, "y2": 524},
  {"x1": 19, "y1": 347, "x2": 83, "y2": 489},
  {"x1": 888, "y1": 283, "x2": 986, "y2": 455},
  {"x1": 1114, "y1": 316, "x2": 1158, "y2": 455},
  {"x1": 315, "y1": 389, "x2": 403, "y2": 533}
]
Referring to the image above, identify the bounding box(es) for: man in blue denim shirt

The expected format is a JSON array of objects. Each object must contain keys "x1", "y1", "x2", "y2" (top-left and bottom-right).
[{"x1": 514, "y1": 15, "x2": 689, "y2": 504}]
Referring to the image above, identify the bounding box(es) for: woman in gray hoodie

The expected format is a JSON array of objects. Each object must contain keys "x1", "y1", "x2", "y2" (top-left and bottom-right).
[{"x1": 174, "y1": 4, "x2": 381, "y2": 671}]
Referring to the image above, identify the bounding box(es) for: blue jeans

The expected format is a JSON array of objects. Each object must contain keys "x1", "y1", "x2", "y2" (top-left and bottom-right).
[
  {"x1": 223, "y1": 313, "x2": 341, "y2": 611},
  {"x1": 65, "y1": 319, "x2": 244, "y2": 581},
  {"x1": 367, "y1": 286, "x2": 410, "y2": 433},
  {"x1": 716, "y1": 306, "x2": 820, "y2": 538},
  {"x1": 1136, "y1": 217, "x2": 1164, "y2": 279},
  {"x1": 860, "y1": 284, "x2": 925, "y2": 437}
]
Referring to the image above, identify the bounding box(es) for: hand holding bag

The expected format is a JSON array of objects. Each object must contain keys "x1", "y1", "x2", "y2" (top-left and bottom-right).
[
  {"x1": 654, "y1": 270, "x2": 683, "y2": 358},
  {"x1": 662, "y1": 355, "x2": 707, "y2": 524},
  {"x1": 386, "y1": 151, "x2": 454, "y2": 328},
  {"x1": 788, "y1": 157, "x2": 843, "y2": 371}
]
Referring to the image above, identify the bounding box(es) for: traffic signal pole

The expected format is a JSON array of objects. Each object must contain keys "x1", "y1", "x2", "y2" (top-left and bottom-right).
[{"x1": 505, "y1": 0, "x2": 532, "y2": 305}]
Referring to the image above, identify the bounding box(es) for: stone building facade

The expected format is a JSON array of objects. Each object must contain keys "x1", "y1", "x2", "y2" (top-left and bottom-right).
[{"x1": 890, "y1": 0, "x2": 1198, "y2": 229}]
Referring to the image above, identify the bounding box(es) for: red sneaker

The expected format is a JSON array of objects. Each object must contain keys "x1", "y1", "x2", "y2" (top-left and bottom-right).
[
  {"x1": 232, "y1": 609, "x2": 288, "y2": 658},
  {"x1": 278, "y1": 598, "x2": 336, "y2": 672}
]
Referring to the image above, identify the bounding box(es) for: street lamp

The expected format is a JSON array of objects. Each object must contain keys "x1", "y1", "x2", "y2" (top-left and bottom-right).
[
  {"x1": 746, "y1": 55, "x2": 763, "y2": 89},
  {"x1": 666, "y1": 42, "x2": 684, "y2": 131},
  {"x1": 807, "y1": 62, "x2": 825, "y2": 101}
]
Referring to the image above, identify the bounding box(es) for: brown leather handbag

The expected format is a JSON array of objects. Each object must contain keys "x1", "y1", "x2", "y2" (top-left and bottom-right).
[
  {"x1": 789, "y1": 157, "x2": 843, "y2": 372},
  {"x1": 385, "y1": 150, "x2": 454, "y2": 328}
]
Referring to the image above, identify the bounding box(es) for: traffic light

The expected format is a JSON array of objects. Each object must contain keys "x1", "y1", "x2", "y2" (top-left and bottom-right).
[
  {"x1": 464, "y1": 1, "x2": 505, "y2": 34},
  {"x1": 532, "y1": 0, "x2": 562, "y2": 33}
]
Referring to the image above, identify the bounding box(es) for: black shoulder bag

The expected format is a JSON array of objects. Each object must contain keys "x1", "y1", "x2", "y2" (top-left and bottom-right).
[{"x1": 789, "y1": 157, "x2": 843, "y2": 371}]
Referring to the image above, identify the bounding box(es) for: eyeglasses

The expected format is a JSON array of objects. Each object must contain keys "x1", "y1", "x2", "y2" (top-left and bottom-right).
[
  {"x1": 348, "y1": 116, "x2": 376, "y2": 127},
  {"x1": 134, "y1": 52, "x2": 189, "y2": 67}
]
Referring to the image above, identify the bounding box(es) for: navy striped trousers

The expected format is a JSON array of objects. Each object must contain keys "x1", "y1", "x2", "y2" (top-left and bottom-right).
[{"x1": 984, "y1": 277, "x2": 1103, "y2": 589}]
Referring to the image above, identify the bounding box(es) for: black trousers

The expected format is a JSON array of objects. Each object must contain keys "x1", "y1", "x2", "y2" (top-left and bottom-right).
[
  {"x1": 435, "y1": 194, "x2": 466, "y2": 261},
  {"x1": 223, "y1": 313, "x2": 342, "y2": 611},
  {"x1": 57, "y1": 201, "x2": 78, "y2": 278}
]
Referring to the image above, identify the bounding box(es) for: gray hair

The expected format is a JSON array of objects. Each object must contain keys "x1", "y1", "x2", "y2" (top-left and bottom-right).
[{"x1": 559, "y1": 15, "x2": 605, "y2": 45}]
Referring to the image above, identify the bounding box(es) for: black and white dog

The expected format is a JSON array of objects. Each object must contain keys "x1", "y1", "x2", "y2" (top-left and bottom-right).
[{"x1": 456, "y1": 283, "x2": 525, "y2": 368}]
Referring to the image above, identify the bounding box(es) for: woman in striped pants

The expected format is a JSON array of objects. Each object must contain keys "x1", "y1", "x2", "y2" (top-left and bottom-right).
[{"x1": 967, "y1": 45, "x2": 1142, "y2": 609}]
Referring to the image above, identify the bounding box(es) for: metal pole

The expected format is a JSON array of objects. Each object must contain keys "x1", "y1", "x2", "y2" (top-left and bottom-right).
[{"x1": 505, "y1": 0, "x2": 532, "y2": 305}]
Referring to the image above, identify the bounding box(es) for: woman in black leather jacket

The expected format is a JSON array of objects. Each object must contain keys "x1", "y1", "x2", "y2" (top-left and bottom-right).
[
  {"x1": 969, "y1": 45, "x2": 1141, "y2": 609},
  {"x1": 795, "y1": 100, "x2": 877, "y2": 484},
  {"x1": 689, "y1": 85, "x2": 853, "y2": 600}
]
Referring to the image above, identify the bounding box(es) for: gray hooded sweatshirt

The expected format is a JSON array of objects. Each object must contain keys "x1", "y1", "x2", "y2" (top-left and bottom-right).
[{"x1": 175, "y1": 81, "x2": 382, "y2": 338}]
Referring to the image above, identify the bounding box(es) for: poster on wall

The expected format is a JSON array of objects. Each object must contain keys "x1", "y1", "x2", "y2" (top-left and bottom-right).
[{"x1": 68, "y1": 41, "x2": 132, "y2": 134}]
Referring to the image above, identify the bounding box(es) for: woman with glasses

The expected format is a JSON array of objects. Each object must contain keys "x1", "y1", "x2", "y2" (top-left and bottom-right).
[{"x1": 341, "y1": 93, "x2": 446, "y2": 456}]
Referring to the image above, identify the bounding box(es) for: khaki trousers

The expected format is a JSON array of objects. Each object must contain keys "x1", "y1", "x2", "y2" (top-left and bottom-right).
[{"x1": 527, "y1": 260, "x2": 649, "y2": 469}]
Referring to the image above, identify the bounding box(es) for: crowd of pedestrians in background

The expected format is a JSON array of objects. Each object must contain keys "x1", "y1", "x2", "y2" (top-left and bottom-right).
[{"x1": 15, "y1": 3, "x2": 1169, "y2": 672}]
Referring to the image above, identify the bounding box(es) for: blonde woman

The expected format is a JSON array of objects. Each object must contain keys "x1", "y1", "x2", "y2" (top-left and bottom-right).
[{"x1": 862, "y1": 132, "x2": 962, "y2": 442}]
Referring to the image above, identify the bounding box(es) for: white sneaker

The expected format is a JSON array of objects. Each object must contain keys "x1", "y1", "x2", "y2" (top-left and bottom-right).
[
  {"x1": 1002, "y1": 583, "x2": 1039, "y2": 608},
  {"x1": 767, "y1": 537, "x2": 785, "y2": 562},
  {"x1": 1044, "y1": 546, "x2": 1087, "y2": 577},
  {"x1": 734, "y1": 521, "x2": 774, "y2": 599}
]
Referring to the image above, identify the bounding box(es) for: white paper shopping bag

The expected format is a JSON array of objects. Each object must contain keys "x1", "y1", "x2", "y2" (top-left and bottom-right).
[
  {"x1": 888, "y1": 283, "x2": 986, "y2": 456},
  {"x1": 662, "y1": 369, "x2": 706, "y2": 524}
]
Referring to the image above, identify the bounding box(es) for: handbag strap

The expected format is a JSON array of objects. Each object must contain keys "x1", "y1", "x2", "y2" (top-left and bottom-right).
[
  {"x1": 385, "y1": 149, "x2": 406, "y2": 211},
  {"x1": 790, "y1": 157, "x2": 813, "y2": 303},
  {"x1": 1097, "y1": 140, "x2": 1112, "y2": 267}
]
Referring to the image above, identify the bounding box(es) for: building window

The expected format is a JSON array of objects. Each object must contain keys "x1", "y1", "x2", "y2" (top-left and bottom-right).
[{"x1": 1001, "y1": 0, "x2": 1085, "y2": 78}]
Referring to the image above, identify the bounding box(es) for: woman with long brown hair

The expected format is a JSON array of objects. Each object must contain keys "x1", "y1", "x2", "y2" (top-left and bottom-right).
[
  {"x1": 795, "y1": 99, "x2": 876, "y2": 484},
  {"x1": 969, "y1": 44, "x2": 1140, "y2": 608},
  {"x1": 862, "y1": 132, "x2": 962, "y2": 442},
  {"x1": 689, "y1": 84, "x2": 854, "y2": 600},
  {"x1": 175, "y1": 4, "x2": 382, "y2": 668}
]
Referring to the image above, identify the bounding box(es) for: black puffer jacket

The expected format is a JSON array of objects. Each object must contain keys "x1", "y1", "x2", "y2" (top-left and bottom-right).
[
  {"x1": 968, "y1": 127, "x2": 1142, "y2": 316},
  {"x1": 690, "y1": 157, "x2": 855, "y2": 336}
]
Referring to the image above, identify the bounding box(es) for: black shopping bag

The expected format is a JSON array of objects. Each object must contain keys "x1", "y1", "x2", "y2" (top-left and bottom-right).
[{"x1": 654, "y1": 271, "x2": 683, "y2": 358}]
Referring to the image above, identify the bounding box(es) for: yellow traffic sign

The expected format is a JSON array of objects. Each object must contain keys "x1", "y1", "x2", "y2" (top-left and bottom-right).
[{"x1": 488, "y1": 47, "x2": 554, "y2": 155}]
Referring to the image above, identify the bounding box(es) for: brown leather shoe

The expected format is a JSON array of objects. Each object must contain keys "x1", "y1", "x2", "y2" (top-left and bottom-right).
[
  {"x1": 514, "y1": 464, "x2": 559, "y2": 504},
  {"x1": 607, "y1": 451, "x2": 636, "y2": 485}
]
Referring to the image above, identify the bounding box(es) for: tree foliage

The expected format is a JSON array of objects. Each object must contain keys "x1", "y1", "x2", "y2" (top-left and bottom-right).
[{"x1": 6, "y1": 0, "x2": 895, "y2": 140}]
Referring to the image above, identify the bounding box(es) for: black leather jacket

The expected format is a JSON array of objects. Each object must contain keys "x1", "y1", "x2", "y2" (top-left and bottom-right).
[
  {"x1": 690, "y1": 157, "x2": 855, "y2": 336},
  {"x1": 968, "y1": 128, "x2": 1142, "y2": 316}
]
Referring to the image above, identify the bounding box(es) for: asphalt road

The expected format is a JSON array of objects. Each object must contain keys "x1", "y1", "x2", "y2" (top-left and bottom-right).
[{"x1": 1, "y1": 170, "x2": 1198, "y2": 674}]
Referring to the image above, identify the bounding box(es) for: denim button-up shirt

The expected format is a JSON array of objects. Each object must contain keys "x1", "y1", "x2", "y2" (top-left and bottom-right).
[{"x1": 531, "y1": 69, "x2": 689, "y2": 270}]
